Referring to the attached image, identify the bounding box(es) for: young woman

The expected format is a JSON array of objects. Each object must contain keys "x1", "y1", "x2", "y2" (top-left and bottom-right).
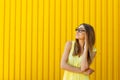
[{"x1": 61, "y1": 23, "x2": 97, "y2": 80}]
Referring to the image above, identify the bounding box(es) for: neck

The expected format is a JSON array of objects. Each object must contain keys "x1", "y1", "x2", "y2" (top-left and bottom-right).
[{"x1": 78, "y1": 39, "x2": 85, "y2": 49}]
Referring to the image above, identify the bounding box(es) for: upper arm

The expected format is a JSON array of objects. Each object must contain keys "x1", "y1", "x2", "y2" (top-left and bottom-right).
[{"x1": 61, "y1": 41, "x2": 72, "y2": 66}]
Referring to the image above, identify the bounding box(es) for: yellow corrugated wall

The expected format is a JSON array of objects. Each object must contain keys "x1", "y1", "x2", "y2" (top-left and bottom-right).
[{"x1": 0, "y1": 0, "x2": 120, "y2": 80}]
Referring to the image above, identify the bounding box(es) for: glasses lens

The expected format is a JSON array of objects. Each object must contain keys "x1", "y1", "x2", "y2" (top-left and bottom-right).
[{"x1": 75, "y1": 28, "x2": 86, "y2": 32}]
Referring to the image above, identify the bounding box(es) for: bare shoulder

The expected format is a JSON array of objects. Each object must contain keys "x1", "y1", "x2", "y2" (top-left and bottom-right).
[
  {"x1": 65, "y1": 41, "x2": 72, "y2": 48},
  {"x1": 63, "y1": 41, "x2": 72, "y2": 54}
]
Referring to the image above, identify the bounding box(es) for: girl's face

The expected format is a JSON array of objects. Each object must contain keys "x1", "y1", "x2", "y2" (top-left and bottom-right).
[{"x1": 75, "y1": 25, "x2": 86, "y2": 40}]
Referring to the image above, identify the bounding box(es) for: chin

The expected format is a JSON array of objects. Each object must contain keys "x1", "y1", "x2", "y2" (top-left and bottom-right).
[{"x1": 75, "y1": 36, "x2": 79, "y2": 39}]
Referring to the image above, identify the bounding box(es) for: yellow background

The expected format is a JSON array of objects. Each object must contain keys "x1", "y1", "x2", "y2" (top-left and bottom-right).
[{"x1": 0, "y1": 0, "x2": 120, "y2": 80}]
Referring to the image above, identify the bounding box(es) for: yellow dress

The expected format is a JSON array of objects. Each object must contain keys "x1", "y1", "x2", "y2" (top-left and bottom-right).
[{"x1": 63, "y1": 41, "x2": 96, "y2": 80}]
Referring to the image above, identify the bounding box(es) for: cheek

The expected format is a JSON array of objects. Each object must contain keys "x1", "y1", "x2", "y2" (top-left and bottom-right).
[
  {"x1": 76, "y1": 33, "x2": 85, "y2": 39},
  {"x1": 80, "y1": 35, "x2": 85, "y2": 38},
  {"x1": 79, "y1": 33, "x2": 85, "y2": 36}
]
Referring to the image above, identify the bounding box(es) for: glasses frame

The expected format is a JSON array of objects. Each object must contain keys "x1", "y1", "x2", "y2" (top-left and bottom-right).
[{"x1": 75, "y1": 28, "x2": 86, "y2": 33}]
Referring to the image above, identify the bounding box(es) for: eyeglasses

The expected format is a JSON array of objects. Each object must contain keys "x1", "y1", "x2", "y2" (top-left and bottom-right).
[{"x1": 75, "y1": 28, "x2": 86, "y2": 33}]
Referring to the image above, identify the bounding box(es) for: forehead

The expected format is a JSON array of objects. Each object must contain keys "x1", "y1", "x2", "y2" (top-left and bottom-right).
[{"x1": 78, "y1": 25, "x2": 85, "y2": 29}]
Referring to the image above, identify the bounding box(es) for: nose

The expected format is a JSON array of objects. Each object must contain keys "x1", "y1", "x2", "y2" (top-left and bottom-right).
[
  {"x1": 76, "y1": 31, "x2": 79, "y2": 34},
  {"x1": 76, "y1": 30, "x2": 79, "y2": 33}
]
